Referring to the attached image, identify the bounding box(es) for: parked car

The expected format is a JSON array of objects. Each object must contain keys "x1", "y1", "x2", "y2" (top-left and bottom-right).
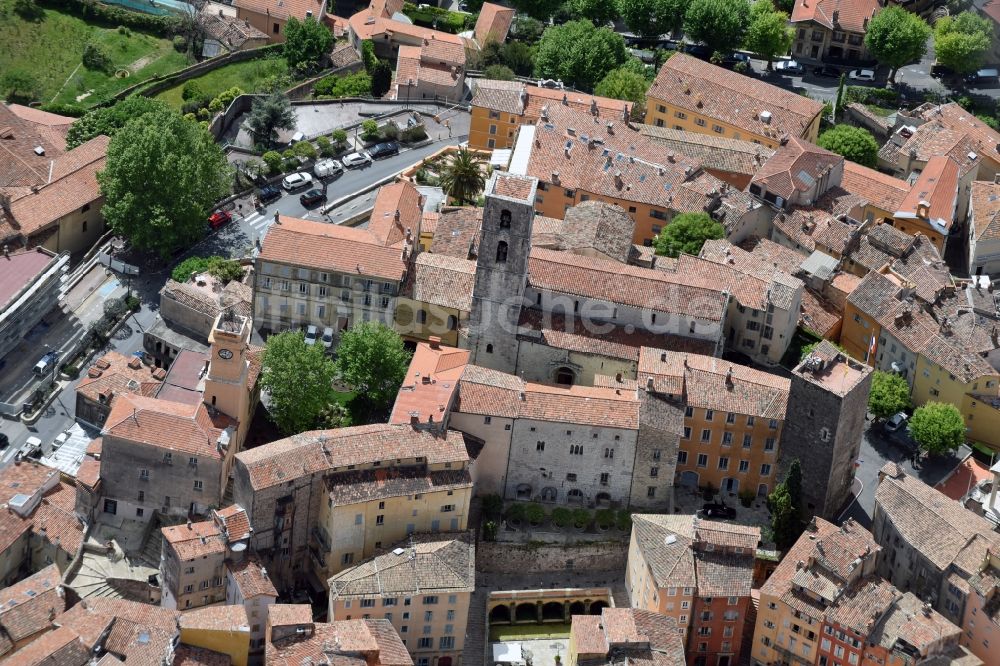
[
  {"x1": 53, "y1": 432, "x2": 69, "y2": 449},
  {"x1": 849, "y1": 68, "x2": 876, "y2": 82},
  {"x1": 884, "y1": 411, "x2": 908, "y2": 432},
  {"x1": 207, "y1": 210, "x2": 232, "y2": 229},
  {"x1": 24, "y1": 436, "x2": 42, "y2": 459},
  {"x1": 700, "y1": 502, "x2": 736, "y2": 519},
  {"x1": 965, "y1": 68, "x2": 999, "y2": 85},
  {"x1": 304, "y1": 325, "x2": 319, "y2": 345},
  {"x1": 774, "y1": 60, "x2": 804, "y2": 74},
  {"x1": 342, "y1": 151, "x2": 372, "y2": 168},
  {"x1": 684, "y1": 43, "x2": 711, "y2": 60},
  {"x1": 281, "y1": 172, "x2": 313, "y2": 191},
  {"x1": 321, "y1": 327, "x2": 334, "y2": 350},
  {"x1": 299, "y1": 189, "x2": 327, "y2": 207},
  {"x1": 369, "y1": 142, "x2": 400, "y2": 159},
  {"x1": 813, "y1": 65, "x2": 840, "y2": 78},
  {"x1": 258, "y1": 184, "x2": 281, "y2": 204},
  {"x1": 0, "y1": 433, "x2": 8, "y2": 450},
  {"x1": 314, "y1": 159, "x2": 343, "y2": 179},
  {"x1": 930, "y1": 61, "x2": 955, "y2": 78},
  {"x1": 33, "y1": 351, "x2": 58, "y2": 376}
]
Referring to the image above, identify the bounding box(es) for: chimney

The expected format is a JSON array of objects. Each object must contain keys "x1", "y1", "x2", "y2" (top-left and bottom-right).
[
  {"x1": 615, "y1": 372, "x2": 623, "y2": 383},
  {"x1": 409, "y1": 412, "x2": 420, "y2": 424},
  {"x1": 273, "y1": 211, "x2": 281, "y2": 224},
  {"x1": 187, "y1": 520, "x2": 192, "y2": 530},
  {"x1": 519, "y1": 390, "x2": 526, "y2": 401},
  {"x1": 394, "y1": 209, "x2": 400, "y2": 221},
  {"x1": 832, "y1": 9, "x2": 839, "y2": 23},
  {"x1": 725, "y1": 367, "x2": 733, "y2": 389},
  {"x1": 261, "y1": 567, "x2": 268, "y2": 579},
  {"x1": 2, "y1": 245, "x2": 7, "y2": 259},
  {"x1": 916, "y1": 200, "x2": 930, "y2": 219},
  {"x1": 646, "y1": 376, "x2": 654, "y2": 390},
  {"x1": 429, "y1": 336, "x2": 441, "y2": 350}
]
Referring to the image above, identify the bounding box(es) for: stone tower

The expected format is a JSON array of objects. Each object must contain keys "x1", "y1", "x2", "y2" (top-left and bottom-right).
[
  {"x1": 468, "y1": 172, "x2": 538, "y2": 372},
  {"x1": 780, "y1": 340, "x2": 873, "y2": 519},
  {"x1": 205, "y1": 310, "x2": 253, "y2": 448}
]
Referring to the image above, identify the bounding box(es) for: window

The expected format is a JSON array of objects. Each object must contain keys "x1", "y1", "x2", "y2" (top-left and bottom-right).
[
  {"x1": 376, "y1": 515, "x2": 385, "y2": 526},
  {"x1": 701, "y1": 429, "x2": 711, "y2": 442},
  {"x1": 739, "y1": 460, "x2": 749, "y2": 472},
  {"x1": 726, "y1": 412, "x2": 735, "y2": 424},
  {"x1": 496, "y1": 241, "x2": 508, "y2": 263},
  {"x1": 697, "y1": 454, "x2": 708, "y2": 468},
  {"x1": 361, "y1": 599, "x2": 376, "y2": 608},
  {"x1": 718, "y1": 457, "x2": 729, "y2": 470},
  {"x1": 193, "y1": 480, "x2": 203, "y2": 492},
  {"x1": 440, "y1": 636, "x2": 455, "y2": 649},
  {"x1": 384, "y1": 598, "x2": 397, "y2": 607},
  {"x1": 489, "y1": 124, "x2": 497, "y2": 135},
  {"x1": 705, "y1": 409, "x2": 714, "y2": 421},
  {"x1": 677, "y1": 451, "x2": 688, "y2": 464},
  {"x1": 685, "y1": 406, "x2": 694, "y2": 417},
  {"x1": 137, "y1": 491, "x2": 145, "y2": 502},
  {"x1": 696, "y1": 118, "x2": 706, "y2": 127},
  {"x1": 742, "y1": 434, "x2": 752, "y2": 448},
  {"x1": 652, "y1": 449, "x2": 661, "y2": 461},
  {"x1": 484, "y1": 416, "x2": 492, "y2": 425},
  {"x1": 500, "y1": 210, "x2": 511, "y2": 228},
  {"x1": 647, "y1": 486, "x2": 656, "y2": 498},
  {"x1": 746, "y1": 416, "x2": 755, "y2": 426},
  {"x1": 760, "y1": 464, "x2": 772, "y2": 476},
  {"x1": 449, "y1": 595, "x2": 457, "y2": 605},
  {"x1": 683, "y1": 427, "x2": 692, "y2": 439},
  {"x1": 769, "y1": 419, "x2": 778, "y2": 430},
  {"x1": 342, "y1": 553, "x2": 354, "y2": 565},
  {"x1": 650, "y1": 467, "x2": 658, "y2": 478},
  {"x1": 536, "y1": 441, "x2": 544, "y2": 451},
  {"x1": 600, "y1": 473, "x2": 609, "y2": 485},
  {"x1": 424, "y1": 610, "x2": 433, "y2": 621},
  {"x1": 712, "y1": 124, "x2": 724, "y2": 134},
  {"x1": 139, "y1": 469, "x2": 149, "y2": 480},
  {"x1": 355, "y1": 514, "x2": 363, "y2": 525},
  {"x1": 570, "y1": 445, "x2": 583, "y2": 455},
  {"x1": 440, "y1": 505, "x2": 455, "y2": 513},
  {"x1": 419, "y1": 638, "x2": 434, "y2": 649},
  {"x1": 765, "y1": 438, "x2": 776, "y2": 451},
  {"x1": 674, "y1": 111, "x2": 687, "y2": 119},
  {"x1": 722, "y1": 432, "x2": 733, "y2": 446},
  {"x1": 604, "y1": 448, "x2": 614, "y2": 459},
  {"x1": 566, "y1": 473, "x2": 577, "y2": 482},
  {"x1": 135, "y1": 507, "x2": 144, "y2": 517}
]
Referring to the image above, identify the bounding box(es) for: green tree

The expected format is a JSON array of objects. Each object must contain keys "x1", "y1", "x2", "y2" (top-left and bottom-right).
[
  {"x1": 66, "y1": 96, "x2": 166, "y2": 149},
  {"x1": 509, "y1": 0, "x2": 563, "y2": 20},
  {"x1": 331, "y1": 128, "x2": 348, "y2": 145},
  {"x1": 372, "y1": 59, "x2": 393, "y2": 97},
  {"x1": 261, "y1": 331, "x2": 339, "y2": 435},
  {"x1": 293, "y1": 140, "x2": 317, "y2": 159},
  {"x1": 246, "y1": 92, "x2": 296, "y2": 148},
  {"x1": 512, "y1": 16, "x2": 545, "y2": 43},
  {"x1": 864, "y1": 6, "x2": 930, "y2": 83},
  {"x1": 834, "y1": 73, "x2": 846, "y2": 119},
  {"x1": 361, "y1": 39, "x2": 378, "y2": 73},
  {"x1": 0, "y1": 69, "x2": 40, "y2": 105},
  {"x1": 313, "y1": 71, "x2": 372, "y2": 97},
  {"x1": 742, "y1": 0, "x2": 793, "y2": 69},
  {"x1": 908, "y1": 402, "x2": 965, "y2": 456},
  {"x1": 551, "y1": 507, "x2": 572, "y2": 527},
  {"x1": 534, "y1": 20, "x2": 629, "y2": 91},
  {"x1": 82, "y1": 42, "x2": 114, "y2": 74},
  {"x1": 618, "y1": 0, "x2": 691, "y2": 38},
  {"x1": 333, "y1": 322, "x2": 411, "y2": 417},
  {"x1": 768, "y1": 483, "x2": 799, "y2": 550},
  {"x1": 182, "y1": 80, "x2": 205, "y2": 102},
  {"x1": 569, "y1": 0, "x2": 618, "y2": 25},
  {"x1": 653, "y1": 211, "x2": 725, "y2": 258},
  {"x1": 483, "y1": 64, "x2": 516, "y2": 81},
  {"x1": 934, "y1": 12, "x2": 992, "y2": 75},
  {"x1": 262, "y1": 150, "x2": 283, "y2": 174},
  {"x1": 685, "y1": 0, "x2": 751, "y2": 58},
  {"x1": 98, "y1": 108, "x2": 230, "y2": 258},
  {"x1": 284, "y1": 16, "x2": 334, "y2": 70},
  {"x1": 817, "y1": 124, "x2": 879, "y2": 167},
  {"x1": 785, "y1": 459, "x2": 802, "y2": 512},
  {"x1": 361, "y1": 119, "x2": 380, "y2": 140},
  {"x1": 439, "y1": 148, "x2": 487, "y2": 205},
  {"x1": 594, "y1": 66, "x2": 650, "y2": 104},
  {"x1": 868, "y1": 371, "x2": 911, "y2": 421}
]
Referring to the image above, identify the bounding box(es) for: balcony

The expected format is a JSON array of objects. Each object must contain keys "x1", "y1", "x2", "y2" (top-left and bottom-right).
[
  {"x1": 311, "y1": 526, "x2": 331, "y2": 553},
  {"x1": 772, "y1": 645, "x2": 812, "y2": 666}
]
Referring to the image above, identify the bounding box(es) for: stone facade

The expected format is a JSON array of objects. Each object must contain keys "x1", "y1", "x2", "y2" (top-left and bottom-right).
[
  {"x1": 629, "y1": 392, "x2": 682, "y2": 511},
  {"x1": 779, "y1": 341, "x2": 872, "y2": 519}
]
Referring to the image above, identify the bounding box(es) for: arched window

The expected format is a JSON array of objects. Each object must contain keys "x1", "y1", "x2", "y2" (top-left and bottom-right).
[
  {"x1": 555, "y1": 367, "x2": 575, "y2": 385},
  {"x1": 496, "y1": 241, "x2": 508, "y2": 263},
  {"x1": 500, "y1": 210, "x2": 512, "y2": 229},
  {"x1": 416, "y1": 309, "x2": 427, "y2": 324},
  {"x1": 486, "y1": 344, "x2": 494, "y2": 353},
  {"x1": 446, "y1": 315, "x2": 457, "y2": 330}
]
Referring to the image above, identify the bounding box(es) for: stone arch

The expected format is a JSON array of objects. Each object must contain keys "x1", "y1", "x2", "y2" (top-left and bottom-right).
[
  {"x1": 554, "y1": 367, "x2": 575, "y2": 386},
  {"x1": 416, "y1": 309, "x2": 427, "y2": 324},
  {"x1": 567, "y1": 488, "x2": 584, "y2": 503},
  {"x1": 516, "y1": 484, "x2": 532, "y2": 500},
  {"x1": 595, "y1": 492, "x2": 611, "y2": 506},
  {"x1": 446, "y1": 315, "x2": 457, "y2": 331},
  {"x1": 569, "y1": 600, "x2": 586, "y2": 616},
  {"x1": 541, "y1": 487, "x2": 557, "y2": 502},
  {"x1": 500, "y1": 210, "x2": 512, "y2": 229},
  {"x1": 496, "y1": 241, "x2": 508, "y2": 263},
  {"x1": 515, "y1": 602, "x2": 537, "y2": 623},
  {"x1": 489, "y1": 604, "x2": 511, "y2": 624},
  {"x1": 542, "y1": 601, "x2": 563, "y2": 621},
  {"x1": 590, "y1": 600, "x2": 609, "y2": 614}
]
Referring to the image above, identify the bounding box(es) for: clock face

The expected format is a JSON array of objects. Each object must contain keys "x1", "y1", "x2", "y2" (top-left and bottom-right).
[{"x1": 218, "y1": 349, "x2": 234, "y2": 360}]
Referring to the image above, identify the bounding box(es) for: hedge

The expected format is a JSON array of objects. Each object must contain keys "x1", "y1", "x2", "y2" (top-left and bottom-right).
[{"x1": 37, "y1": 0, "x2": 184, "y2": 36}]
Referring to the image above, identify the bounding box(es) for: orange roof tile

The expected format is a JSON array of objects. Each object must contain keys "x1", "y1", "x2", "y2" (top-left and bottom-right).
[
  {"x1": 970, "y1": 179, "x2": 1000, "y2": 243},
  {"x1": 473, "y1": 2, "x2": 515, "y2": 45},
  {"x1": 234, "y1": 0, "x2": 326, "y2": 21},
  {"x1": 76, "y1": 351, "x2": 164, "y2": 411},
  {"x1": 389, "y1": 342, "x2": 469, "y2": 425},
  {"x1": 790, "y1": 0, "x2": 882, "y2": 34},
  {"x1": 472, "y1": 79, "x2": 628, "y2": 119},
  {"x1": 0, "y1": 564, "x2": 63, "y2": 644},
  {"x1": 368, "y1": 181, "x2": 423, "y2": 247},
  {"x1": 228, "y1": 558, "x2": 278, "y2": 599},
  {"x1": 215, "y1": 504, "x2": 251, "y2": 541},
  {"x1": 179, "y1": 604, "x2": 250, "y2": 631},
  {"x1": 936, "y1": 456, "x2": 994, "y2": 501},
  {"x1": 895, "y1": 155, "x2": 960, "y2": 232},
  {"x1": 162, "y1": 520, "x2": 226, "y2": 560},
  {"x1": 103, "y1": 394, "x2": 229, "y2": 459},
  {"x1": 841, "y1": 161, "x2": 909, "y2": 214},
  {"x1": 268, "y1": 604, "x2": 314, "y2": 629},
  {"x1": 751, "y1": 136, "x2": 842, "y2": 201}
]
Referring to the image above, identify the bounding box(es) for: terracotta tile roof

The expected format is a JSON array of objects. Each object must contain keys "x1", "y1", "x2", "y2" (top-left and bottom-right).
[
  {"x1": 77, "y1": 351, "x2": 165, "y2": 411},
  {"x1": 696, "y1": 551, "x2": 755, "y2": 596},
  {"x1": 215, "y1": 504, "x2": 251, "y2": 542},
  {"x1": 428, "y1": 207, "x2": 480, "y2": 258},
  {"x1": 491, "y1": 172, "x2": 535, "y2": 201},
  {"x1": 638, "y1": 124, "x2": 774, "y2": 177},
  {"x1": 918, "y1": 102, "x2": 1000, "y2": 167},
  {"x1": 228, "y1": 557, "x2": 278, "y2": 599},
  {"x1": 235, "y1": 425, "x2": 469, "y2": 491},
  {"x1": 1, "y1": 624, "x2": 88, "y2": 666},
  {"x1": 869, "y1": 591, "x2": 962, "y2": 653},
  {"x1": 882, "y1": 112, "x2": 985, "y2": 177},
  {"x1": 269, "y1": 619, "x2": 411, "y2": 666},
  {"x1": 694, "y1": 520, "x2": 761, "y2": 550},
  {"x1": 799, "y1": 289, "x2": 842, "y2": 337},
  {"x1": 174, "y1": 644, "x2": 234, "y2": 666},
  {"x1": 471, "y1": 79, "x2": 629, "y2": 119},
  {"x1": 895, "y1": 155, "x2": 960, "y2": 232},
  {"x1": 571, "y1": 614, "x2": 607, "y2": 655},
  {"x1": 162, "y1": 520, "x2": 226, "y2": 560},
  {"x1": 201, "y1": 11, "x2": 268, "y2": 49},
  {"x1": 528, "y1": 247, "x2": 730, "y2": 321},
  {"x1": 875, "y1": 468, "x2": 1000, "y2": 570},
  {"x1": 260, "y1": 216, "x2": 407, "y2": 283},
  {"x1": 638, "y1": 347, "x2": 790, "y2": 418},
  {"x1": 572, "y1": 608, "x2": 685, "y2": 664},
  {"x1": 0, "y1": 103, "x2": 67, "y2": 190},
  {"x1": 0, "y1": 511, "x2": 31, "y2": 561},
  {"x1": 370, "y1": 181, "x2": 423, "y2": 248},
  {"x1": 329, "y1": 531, "x2": 474, "y2": 597},
  {"x1": 389, "y1": 341, "x2": 468, "y2": 426},
  {"x1": 971, "y1": 179, "x2": 1000, "y2": 242},
  {"x1": 103, "y1": 394, "x2": 229, "y2": 459},
  {"x1": 629, "y1": 514, "x2": 698, "y2": 589},
  {"x1": 6, "y1": 104, "x2": 73, "y2": 130},
  {"x1": 103, "y1": 616, "x2": 175, "y2": 663},
  {"x1": 772, "y1": 208, "x2": 848, "y2": 253},
  {"x1": 179, "y1": 604, "x2": 250, "y2": 632},
  {"x1": 473, "y1": 2, "x2": 515, "y2": 45},
  {"x1": 410, "y1": 252, "x2": 475, "y2": 312},
  {"x1": 936, "y1": 456, "x2": 994, "y2": 501},
  {"x1": 824, "y1": 577, "x2": 899, "y2": 635},
  {"x1": 417, "y1": 35, "x2": 465, "y2": 65},
  {"x1": 326, "y1": 466, "x2": 470, "y2": 505},
  {"x1": 555, "y1": 200, "x2": 636, "y2": 263},
  {"x1": 7, "y1": 135, "x2": 108, "y2": 238},
  {"x1": 790, "y1": 0, "x2": 882, "y2": 34},
  {"x1": 234, "y1": 0, "x2": 326, "y2": 21},
  {"x1": 0, "y1": 247, "x2": 57, "y2": 310},
  {"x1": 348, "y1": 11, "x2": 465, "y2": 65},
  {"x1": 761, "y1": 517, "x2": 846, "y2": 615},
  {"x1": 71, "y1": 598, "x2": 180, "y2": 632},
  {"x1": 751, "y1": 136, "x2": 842, "y2": 202},
  {"x1": 0, "y1": 564, "x2": 63, "y2": 644},
  {"x1": 268, "y1": 604, "x2": 313, "y2": 629},
  {"x1": 841, "y1": 162, "x2": 909, "y2": 214},
  {"x1": 648, "y1": 54, "x2": 824, "y2": 140},
  {"x1": 31, "y1": 488, "x2": 84, "y2": 557},
  {"x1": 369, "y1": 0, "x2": 404, "y2": 18},
  {"x1": 697, "y1": 238, "x2": 804, "y2": 311},
  {"x1": 75, "y1": 458, "x2": 101, "y2": 489}
]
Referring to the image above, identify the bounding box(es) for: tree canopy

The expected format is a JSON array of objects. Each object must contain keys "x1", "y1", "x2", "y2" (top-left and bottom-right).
[
  {"x1": 66, "y1": 96, "x2": 167, "y2": 149},
  {"x1": 864, "y1": 6, "x2": 930, "y2": 82},
  {"x1": 653, "y1": 212, "x2": 725, "y2": 258},
  {"x1": 617, "y1": 0, "x2": 691, "y2": 38},
  {"x1": 684, "y1": 0, "x2": 751, "y2": 58},
  {"x1": 569, "y1": 0, "x2": 618, "y2": 26},
  {"x1": 98, "y1": 107, "x2": 230, "y2": 257},
  {"x1": 594, "y1": 64, "x2": 651, "y2": 104},
  {"x1": 817, "y1": 125, "x2": 880, "y2": 168},
  {"x1": 284, "y1": 16, "x2": 334, "y2": 71},
  {"x1": 508, "y1": 0, "x2": 563, "y2": 20},
  {"x1": 245, "y1": 92, "x2": 296, "y2": 148},
  {"x1": 742, "y1": 0, "x2": 793, "y2": 68},
  {"x1": 440, "y1": 147, "x2": 487, "y2": 205},
  {"x1": 333, "y1": 322, "x2": 411, "y2": 418},
  {"x1": 768, "y1": 459, "x2": 804, "y2": 550},
  {"x1": 933, "y1": 11, "x2": 992, "y2": 75},
  {"x1": 908, "y1": 402, "x2": 965, "y2": 456},
  {"x1": 534, "y1": 20, "x2": 629, "y2": 92},
  {"x1": 867, "y1": 371, "x2": 911, "y2": 421},
  {"x1": 261, "y1": 331, "x2": 339, "y2": 435}
]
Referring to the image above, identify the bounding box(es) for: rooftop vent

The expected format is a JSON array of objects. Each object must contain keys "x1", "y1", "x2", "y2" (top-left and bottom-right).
[{"x1": 760, "y1": 111, "x2": 773, "y2": 124}]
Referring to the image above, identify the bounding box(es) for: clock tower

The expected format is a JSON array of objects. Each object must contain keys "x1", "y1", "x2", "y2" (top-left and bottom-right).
[{"x1": 205, "y1": 310, "x2": 254, "y2": 449}]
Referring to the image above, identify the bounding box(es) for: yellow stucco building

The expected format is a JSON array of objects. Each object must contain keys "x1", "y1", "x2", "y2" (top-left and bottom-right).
[{"x1": 179, "y1": 605, "x2": 252, "y2": 666}]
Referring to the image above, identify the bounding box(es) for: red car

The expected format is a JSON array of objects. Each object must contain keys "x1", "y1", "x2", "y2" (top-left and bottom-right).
[{"x1": 208, "y1": 210, "x2": 232, "y2": 229}]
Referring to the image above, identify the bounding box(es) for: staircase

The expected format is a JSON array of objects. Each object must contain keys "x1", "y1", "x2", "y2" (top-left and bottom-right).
[
  {"x1": 462, "y1": 581, "x2": 489, "y2": 666},
  {"x1": 67, "y1": 549, "x2": 156, "y2": 601},
  {"x1": 137, "y1": 524, "x2": 164, "y2": 570},
  {"x1": 223, "y1": 478, "x2": 235, "y2": 507}
]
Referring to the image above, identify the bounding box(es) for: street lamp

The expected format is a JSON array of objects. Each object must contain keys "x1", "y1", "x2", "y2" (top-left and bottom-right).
[{"x1": 405, "y1": 79, "x2": 413, "y2": 110}]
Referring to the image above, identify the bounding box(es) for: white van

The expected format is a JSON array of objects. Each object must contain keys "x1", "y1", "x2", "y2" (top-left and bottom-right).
[
  {"x1": 289, "y1": 131, "x2": 305, "y2": 145},
  {"x1": 314, "y1": 159, "x2": 343, "y2": 179}
]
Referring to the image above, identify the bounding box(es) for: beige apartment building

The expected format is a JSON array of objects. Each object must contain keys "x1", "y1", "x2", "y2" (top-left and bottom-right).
[{"x1": 329, "y1": 532, "x2": 474, "y2": 666}]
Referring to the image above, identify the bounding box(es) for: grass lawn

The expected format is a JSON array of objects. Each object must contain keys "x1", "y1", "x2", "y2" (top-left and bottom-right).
[
  {"x1": 864, "y1": 104, "x2": 896, "y2": 117},
  {"x1": 489, "y1": 623, "x2": 571, "y2": 642},
  {"x1": 155, "y1": 57, "x2": 289, "y2": 108},
  {"x1": 0, "y1": 0, "x2": 192, "y2": 107}
]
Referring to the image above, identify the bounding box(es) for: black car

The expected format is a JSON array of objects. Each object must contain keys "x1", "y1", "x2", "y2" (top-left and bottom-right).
[
  {"x1": 299, "y1": 189, "x2": 327, "y2": 207},
  {"x1": 684, "y1": 43, "x2": 711, "y2": 60},
  {"x1": 258, "y1": 184, "x2": 281, "y2": 204},
  {"x1": 0, "y1": 433, "x2": 8, "y2": 450},
  {"x1": 700, "y1": 502, "x2": 736, "y2": 519},
  {"x1": 813, "y1": 65, "x2": 840, "y2": 78},
  {"x1": 369, "y1": 142, "x2": 400, "y2": 159}
]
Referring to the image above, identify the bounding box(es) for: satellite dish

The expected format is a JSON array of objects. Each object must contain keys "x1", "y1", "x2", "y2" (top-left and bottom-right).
[{"x1": 231, "y1": 541, "x2": 247, "y2": 552}]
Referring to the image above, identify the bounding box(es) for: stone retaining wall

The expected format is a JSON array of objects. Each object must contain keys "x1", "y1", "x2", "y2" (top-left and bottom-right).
[{"x1": 477, "y1": 540, "x2": 628, "y2": 574}]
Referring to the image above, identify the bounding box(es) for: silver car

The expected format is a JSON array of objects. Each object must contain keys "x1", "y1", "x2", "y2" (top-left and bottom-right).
[{"x1": 342, "y1": 151, "x2": 372, "y2": 168}]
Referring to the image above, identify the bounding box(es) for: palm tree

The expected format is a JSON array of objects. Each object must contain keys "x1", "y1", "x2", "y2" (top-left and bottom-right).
[{"x1": 439, "y1": 148, "x2": 486, "y2": 205}]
